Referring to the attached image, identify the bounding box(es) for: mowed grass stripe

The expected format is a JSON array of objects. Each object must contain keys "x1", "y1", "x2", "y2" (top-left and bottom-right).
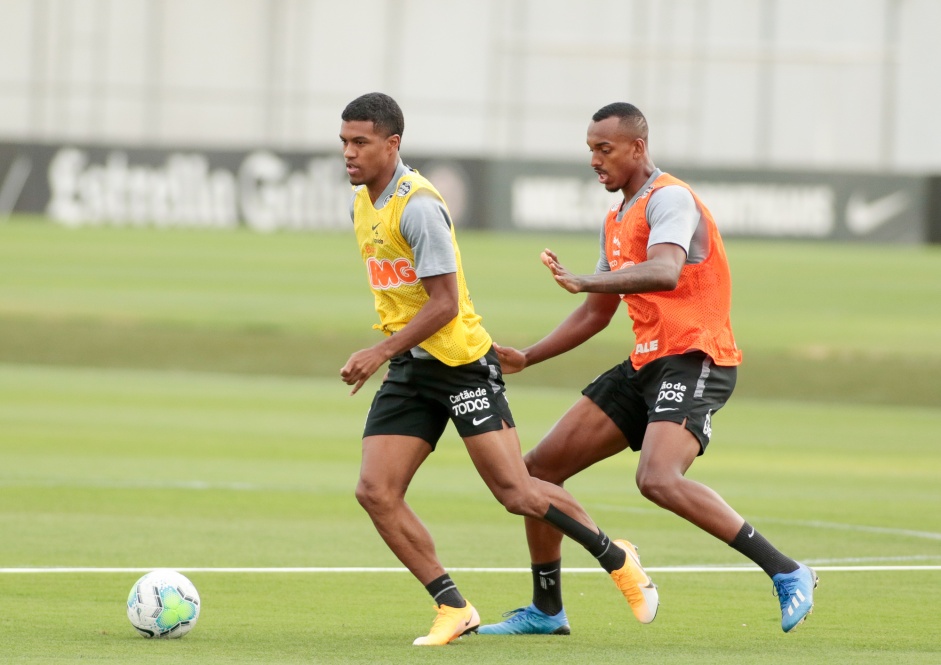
[
  {"x1": 1, "y1": 571, "x2": 939, "y2": 664},
  {"x1": 2, "y1": 363, "x2": 940, "y2": 571},
  {"x1": 2, "y1": 220, "x2": 941, "y2": 405}
]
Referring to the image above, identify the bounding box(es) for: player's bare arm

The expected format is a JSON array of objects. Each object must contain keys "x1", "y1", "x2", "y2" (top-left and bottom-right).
[
  {"x1": 544, "y1": 243, "x2": 686, "y2": 295},
  {"x1": 494, "y1": 286, "x2": 620, "y2": 374},
  {"x1": 340, "y1": 272, "x2": 459, "y2": 394},
  {"x1": 494, "y1": 243, "x2": 683, "y2": 372}
]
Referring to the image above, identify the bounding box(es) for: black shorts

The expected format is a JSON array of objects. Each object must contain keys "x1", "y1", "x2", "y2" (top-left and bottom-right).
[
  {"x1": 362, "y1": 346, "x2": 515, "y2": 448},
  {"x1": 581, "y1": 351, "x2": 736, "y2": 455}
]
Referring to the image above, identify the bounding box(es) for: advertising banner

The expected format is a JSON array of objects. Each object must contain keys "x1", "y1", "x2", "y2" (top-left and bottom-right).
[
  {"x1": 1, "y1": 140, "x2": 938, "y2": 242},
  {"x1": 0, "y1": 142, "x2": 486, "y2": 231},
  {"x1": 490, "y1": 159, "x2": 935, "y2": 244}
]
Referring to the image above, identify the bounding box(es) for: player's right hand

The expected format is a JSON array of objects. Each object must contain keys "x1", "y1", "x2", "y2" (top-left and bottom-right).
[
  {"x1": 540, "y1": 248, "x2": 558, "y2": 269},
  {"x1": 340, "y1": 347, "x2": 385, "y2": 395},
  {"x1": 492, "y1": 342, "x2": 526, "y2": 375},
  {"x1": 540, "y1": 248, "x2": 582, "y2": 294}
]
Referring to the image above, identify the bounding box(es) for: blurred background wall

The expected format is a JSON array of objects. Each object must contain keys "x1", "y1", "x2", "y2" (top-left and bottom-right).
[{"x1": 2, "y1": 0, "x2": 940, "y2": 173}]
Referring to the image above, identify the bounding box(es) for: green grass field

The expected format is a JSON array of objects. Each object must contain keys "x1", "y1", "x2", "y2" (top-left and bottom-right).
[{"x1": 1, "y1": 218, "x2": 940, "y2": 663}]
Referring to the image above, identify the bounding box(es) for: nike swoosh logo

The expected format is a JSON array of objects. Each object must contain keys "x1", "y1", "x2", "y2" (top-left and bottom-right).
[
  {"x1": 654, "y1": 406, "x2": 678, "y2": 413},
  {"x1": 538, "y1": 569, "x2": 559, "y2": 576},
  {"x1": 472, "y1": 415, "x2": 493, "y2": 426},
  {"x1": 625, "y1": 548, "x2": 652, "y2": 586},
  {"x1": 747, "y1": 527, "x2": 755, "y2": 538},
  {"x1": 845, "y1": 190, "x2": 911, "y2": 235}
]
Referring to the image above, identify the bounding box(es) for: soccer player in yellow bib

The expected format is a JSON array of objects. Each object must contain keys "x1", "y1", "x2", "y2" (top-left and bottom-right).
[{"x1": 339, "y1": 93, "x2": 658, "y2": 646}]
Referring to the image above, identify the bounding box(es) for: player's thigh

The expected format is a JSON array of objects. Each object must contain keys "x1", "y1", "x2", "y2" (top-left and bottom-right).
[
  {"x1": 359, "y1": 434, "x2": 434, "y2": 498},
  {"x1": 439, "y1": 347, "x2": 516, "y2": 438},
  {"x1": 640, "y1": 351, "x2": 736, "y2": 455},
  {"x1": 635, "y1": 420, "x2": 701, "y2": 483},
  {"x1": 361, "y1": 367, "x2": 449, "y2": 448},
  {"x1": 462, "y1": 423, "x2": 532, "y2": 496},
  {"x1": 525, "y1": 396, "x2": 630, "y2": 484}
]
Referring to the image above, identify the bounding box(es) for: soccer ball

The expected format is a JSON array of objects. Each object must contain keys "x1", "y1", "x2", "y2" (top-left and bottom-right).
[{"x1": 126, "y1": 570, "x2": 201, "y2": 638}]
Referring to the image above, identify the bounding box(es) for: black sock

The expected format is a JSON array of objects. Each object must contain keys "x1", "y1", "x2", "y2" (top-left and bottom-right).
[
  {"x1": 543, "y1": 504, "x2": 626, "y2": 573},
  {"x1": 424, "y1": 573, "x2": 466, "y2": 608},
  {"x1": 729, "y1": 521, "x2": 799, "y2": 577},
  {"x1": 531, "y1": 559, "x2": 563, "y2": 616}
]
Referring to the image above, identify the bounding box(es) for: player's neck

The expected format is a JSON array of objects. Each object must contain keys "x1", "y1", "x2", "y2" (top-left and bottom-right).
[
  {"x1": 367, "y1": 160, "x2": 400, "y2": 204},
  {"x1": 620, "y1": 162, "x2": 657, "y2": 201}
]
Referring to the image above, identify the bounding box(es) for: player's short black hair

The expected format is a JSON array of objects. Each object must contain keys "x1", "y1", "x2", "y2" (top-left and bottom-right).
[
  {"x1": 341, "y1": 92, "x2": 405, "y2": 141},
  {"x1": 592, "y1": 102, "x2": 648, "y2": 140}
]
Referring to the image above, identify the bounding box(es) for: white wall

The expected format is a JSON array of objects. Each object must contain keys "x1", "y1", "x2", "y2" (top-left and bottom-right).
[{"x1": 0, "y1": 0, "x2": 937, "y2": 172}]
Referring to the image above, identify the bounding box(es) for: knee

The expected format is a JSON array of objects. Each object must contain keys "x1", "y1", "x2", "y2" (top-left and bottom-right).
[
  {"x1": 494, "y1": 484, "x2": 542, "y2": 518},
  {"x1": 355, "y1": 478, "x2": 396, "y2": 516},
  {"x1": 354, "y1": 480, "x2": 373, "y2": 512},
  {"x1": 523, "y1": 451, "x2": 567, "y2": 486},
  {"x1": 635, "y1": 468, "x2": 678, "y2": 507},
  {"x1": 496, "y1": 491, "x2": 529, "y2": 517}
]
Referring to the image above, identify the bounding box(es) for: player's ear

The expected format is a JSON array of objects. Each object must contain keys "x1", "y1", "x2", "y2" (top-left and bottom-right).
[
  {"x1": 632, "y1": 137, "x2": 646, "y2": 159},
  {"x1": 387, "y1": 134, "x2": 401, "y2": 152}
]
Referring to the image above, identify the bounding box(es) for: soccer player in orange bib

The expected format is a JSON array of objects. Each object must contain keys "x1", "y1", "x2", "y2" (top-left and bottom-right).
[
  {"x1": 339, "y1": 93, "x2": 658, "y2": 646},
  {"x1": 483, "y1": 102, "x2": 817, "y2": 635}
]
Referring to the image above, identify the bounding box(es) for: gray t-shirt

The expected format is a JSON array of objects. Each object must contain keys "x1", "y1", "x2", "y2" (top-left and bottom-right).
[
  {"x1": 596, "y1": 168, "x2": 709, "y2": 272},
  {"x1": 349, "y1": 160, "x2": 456, "y2": 278}
]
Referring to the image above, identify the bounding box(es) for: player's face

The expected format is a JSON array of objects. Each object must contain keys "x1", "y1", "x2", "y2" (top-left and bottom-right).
[
  {"x1": 586, "y1": 116, "x2": 645, "y2": 192},
  {"x1": 339, "y1": 120, "x2": 399, "y2": 189}
]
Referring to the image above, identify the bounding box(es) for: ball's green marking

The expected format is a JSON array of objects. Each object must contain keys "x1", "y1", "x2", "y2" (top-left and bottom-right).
[{"x1": 155, "y1": 586, "x2": 198, "y2": 631}]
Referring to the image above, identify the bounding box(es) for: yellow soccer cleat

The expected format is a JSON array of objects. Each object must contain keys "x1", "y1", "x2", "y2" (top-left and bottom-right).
[
  {"x1": 412, "y1": 601, "x2": 480, "y2": 646},
  {"x1": 610, "y1": 539, "x2": 659, "y2": 624}
]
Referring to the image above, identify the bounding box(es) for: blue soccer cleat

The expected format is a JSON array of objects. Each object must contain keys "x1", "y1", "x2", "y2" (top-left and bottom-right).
[
  {"x1": 772, "y1": 563, "x2": 818, "y2": 633},
  {"x1": 478, "y1": 604, "x2": 571, "y2": 635}
]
